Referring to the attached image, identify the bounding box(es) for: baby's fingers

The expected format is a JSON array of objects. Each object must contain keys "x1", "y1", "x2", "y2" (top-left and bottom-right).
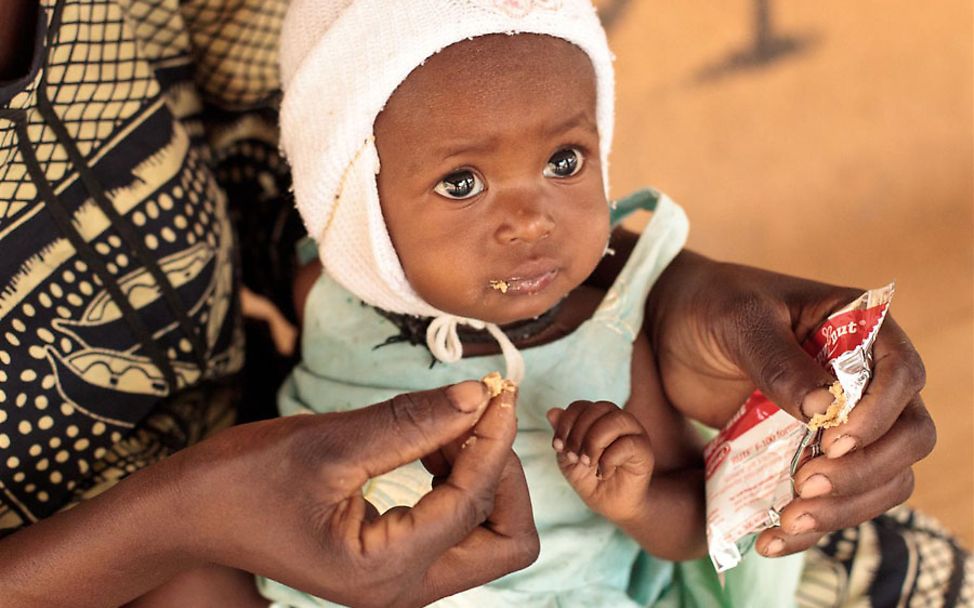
[
  {"x1": 579, "y1": 409, "x2": 646, "y2": 471},
  {"x1": 546, "y1": 401, "x2": 603, "y2": 463},
  {"x1": 598, "y1": 434, "x2": 654, "y2": 481},
  {"x1": 546, "y1": 405, "x2": 574, "y2": 455},
  {"x1": 563, "y1": 401, "x2": 619, "y2": 465}
]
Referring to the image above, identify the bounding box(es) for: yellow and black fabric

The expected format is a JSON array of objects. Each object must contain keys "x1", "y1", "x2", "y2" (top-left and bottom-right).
[
  {"x1": 0, "y1": 0, "x2": 295, "y2": 536},
  {"x1": 799, "y1": 506, "x2": 973, "y2": 608}
]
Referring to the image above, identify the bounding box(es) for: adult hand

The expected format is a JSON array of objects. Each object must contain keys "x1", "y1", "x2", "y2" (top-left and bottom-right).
[
  {"x1": 0, "y1": 382, "x2": 538, "y2": 608},
  {"x1": 645, "y1": 250, "x2": 935, "y2": 557},
  {"x1": 186, "y1": 381, "x2": 538, "y2": 608}
]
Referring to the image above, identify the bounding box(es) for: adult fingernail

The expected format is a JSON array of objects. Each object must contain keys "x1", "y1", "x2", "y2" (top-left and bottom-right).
[
  {"x1": 446, "y1": 381, "x2": 488, "y2": 413},
  {"x1": 552, "y1": 438, "x2": 564, "y2": 452},
  {"x1": 800, "y1": 387, "x2": 834, "y2": 419},
  {"x1": 580, "y1": 454, "x2": 591, "y2": 467},
  {"x1": 566, "y1": 452, "x2": 578, "y2": 464},
  {"x1": 827, "y1": 435, "x2": 857, "y2": 459},
  {"x1": 546, "y1": 409, "x2": 559, "y2": 427},
  {"x1": 763, "y1": 538, "x2": 785, "y2": 556},
  {"x1": 790, "y1": 514, "x2": 815, "y2": 534},
  {"x1": 799, "y1": 474, "x2": 832, "y2": 499}
]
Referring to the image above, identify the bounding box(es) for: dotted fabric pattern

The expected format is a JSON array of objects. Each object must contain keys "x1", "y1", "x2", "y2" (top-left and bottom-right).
[{"x1": 0, "y1": 0, "x2": 289, "y2": 534}]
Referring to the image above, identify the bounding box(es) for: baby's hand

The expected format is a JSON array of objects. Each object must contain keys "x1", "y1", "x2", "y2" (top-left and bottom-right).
[{"x1": 546, "y1": 401, "x2": 655, "y2": 524}]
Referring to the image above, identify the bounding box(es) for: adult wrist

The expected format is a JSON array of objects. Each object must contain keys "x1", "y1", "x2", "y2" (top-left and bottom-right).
[{"x1": 158, "y1": 429, "x2": 246, "y2": 566}]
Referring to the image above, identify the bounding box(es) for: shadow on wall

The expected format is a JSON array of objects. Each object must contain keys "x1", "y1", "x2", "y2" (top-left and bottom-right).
[{"x1": 598, "y1": 0, "x2": 821, "y2": 83}]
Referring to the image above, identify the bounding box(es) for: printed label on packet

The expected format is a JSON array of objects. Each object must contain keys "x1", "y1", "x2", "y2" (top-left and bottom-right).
[{"x1": 704, "y1": 284, "x2": 895, "y2": 572}]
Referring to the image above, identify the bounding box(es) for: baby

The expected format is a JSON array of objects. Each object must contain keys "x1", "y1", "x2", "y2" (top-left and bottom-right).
[{"x1": 263, "y1": 0, "x2": 803, "y2": 605}]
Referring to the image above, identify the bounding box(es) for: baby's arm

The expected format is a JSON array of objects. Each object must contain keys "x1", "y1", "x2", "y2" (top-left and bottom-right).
[
  {"x1": 548, "y1": 329, "x2": 706, "y2": 562},
  {"x1": 125, "y1": 564, "x2": 267, "y2": 608},
  {"x1": 621, "y1": 328, "x2": 707, "y2": 559}
]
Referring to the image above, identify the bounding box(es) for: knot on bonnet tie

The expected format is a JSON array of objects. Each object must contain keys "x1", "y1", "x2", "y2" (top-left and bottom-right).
[{"x1": 427, "y1": 315, "x2": 526, "y2": 384}]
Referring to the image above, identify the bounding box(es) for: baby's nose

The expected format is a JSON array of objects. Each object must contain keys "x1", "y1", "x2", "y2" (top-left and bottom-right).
[{"x1": 494, "y1": 196, "x2": 555, "y2": 244}]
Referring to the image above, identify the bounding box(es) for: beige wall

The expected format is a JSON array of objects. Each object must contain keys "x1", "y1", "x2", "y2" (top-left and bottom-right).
[{"x1": 602, "y1": 0, "x2": 973, "y2": 545}]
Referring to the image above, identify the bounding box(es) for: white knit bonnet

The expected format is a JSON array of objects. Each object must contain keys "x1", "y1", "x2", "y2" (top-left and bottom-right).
[{"x1": 279, "y1": 0, "x2": 615, "y2": 383}]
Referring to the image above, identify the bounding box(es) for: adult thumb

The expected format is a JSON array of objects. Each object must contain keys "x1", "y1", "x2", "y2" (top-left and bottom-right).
[
  {"x1": 345, "y1": 381, "x2": 492, "y2": 479},
  {"x1": 733, "y1": 314, "x2": 836, "y2": 422}
]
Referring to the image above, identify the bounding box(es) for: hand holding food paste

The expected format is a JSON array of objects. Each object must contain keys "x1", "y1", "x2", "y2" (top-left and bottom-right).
[{"x1": 704, "y1": 284, "x2": 895, "y2": 571}]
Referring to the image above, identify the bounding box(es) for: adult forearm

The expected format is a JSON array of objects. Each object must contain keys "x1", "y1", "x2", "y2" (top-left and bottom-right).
[
  {"x1": 0, "y1": 457, "x2": 201, "y2": 607},
  {"x1": 616, "y1": 469, "x2": 708, "y2": 562}
]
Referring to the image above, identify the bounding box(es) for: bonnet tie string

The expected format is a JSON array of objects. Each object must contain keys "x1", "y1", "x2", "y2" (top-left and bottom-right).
[{"x1": 426, "y1": 315, "x2": 525, "y2": 385}]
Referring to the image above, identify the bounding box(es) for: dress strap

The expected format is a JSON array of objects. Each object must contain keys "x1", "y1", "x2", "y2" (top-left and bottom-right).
[
  {"x1": 610, "y1": 188, "x2": 660, "y2": 227},
  {"x1": 592, "y1": 189, "x2": 690, "y2": 342}
]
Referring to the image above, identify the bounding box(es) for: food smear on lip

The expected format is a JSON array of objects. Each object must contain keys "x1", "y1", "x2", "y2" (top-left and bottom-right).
[
  {"x1": 488, "y1": 270, "x2": 558, "y2": 295},
  {"x1": 489, "y1": 280, "x2": 510, "y2": 294}
]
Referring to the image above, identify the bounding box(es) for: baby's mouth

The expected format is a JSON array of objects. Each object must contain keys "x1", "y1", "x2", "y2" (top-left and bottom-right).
[{"x1": 489, "y1": 269, "x2": 559, "y2": 296}]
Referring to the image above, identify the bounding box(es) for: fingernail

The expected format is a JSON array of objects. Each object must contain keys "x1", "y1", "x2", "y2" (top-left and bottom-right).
[
  {"x1": 800, "y1": 387, "x2": 834, "y2": 419},
  {"x1": 566, "y1": 452, "x2": 578, "y2": 464},
  {"x1": 552, "y1": 438, "x2": 564, "y2": 452},
  {"x1": 446, "y1": 381, "x2": 488, "y2": 413},
  {"x1": 580, "y1": 454, "x2": 591, "y2": 467},
  {"x1": 827, "y1": 435, "x2": 857, "y2": 459},
  {"x1": 790, "y1": 514, "x2": 815, "y2": 534},
  {"x1": 763, "y1": 538, "x2": 785, "y2": 556},
  {"x1": 799, "y1": 474, "x2": 832, "y2": 499},
  {"x1": 496, "y1": 389, "x2": 516, "y2": 410},
  {"x1": 546, "y1": 410, "x2": 558, "y2": 427}
]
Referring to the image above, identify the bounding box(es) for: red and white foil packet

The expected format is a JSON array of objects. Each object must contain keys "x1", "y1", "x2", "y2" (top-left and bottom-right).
[{"x1": 703, "y1": 284, "x2": 895, "y2": 572}]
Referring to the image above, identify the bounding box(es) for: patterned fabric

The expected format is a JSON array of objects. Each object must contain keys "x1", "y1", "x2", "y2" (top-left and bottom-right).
[
  {"x1": 0, "y1": 0, "x2": 293, "y2": 536},
  {"x1": 798, "y1": 506, "x2": 973, "y2": 608}
]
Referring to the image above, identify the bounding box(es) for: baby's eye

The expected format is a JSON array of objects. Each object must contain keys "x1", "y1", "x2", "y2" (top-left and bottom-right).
[
  {"x1": 543, "y1": 148, "x2": 584, "y2": 178},
  {"x1": 434, "y1": 170, "x2": 484, "y2": 200}
]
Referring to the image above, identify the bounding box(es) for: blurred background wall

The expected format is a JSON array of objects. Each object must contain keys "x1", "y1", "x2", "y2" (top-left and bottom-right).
[{"x1": 595, "y1": 0, "x2": 973, "y2": 546}]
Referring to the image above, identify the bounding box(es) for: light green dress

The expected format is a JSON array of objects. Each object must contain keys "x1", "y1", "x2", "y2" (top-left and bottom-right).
[{"x1": 258, "y1": 190, "x2": 805, "y2": 607}]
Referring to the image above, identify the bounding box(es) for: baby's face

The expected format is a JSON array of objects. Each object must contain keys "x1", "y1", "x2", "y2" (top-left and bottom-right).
[{"x1": 374, "y1": 34, "x2": 609, "y2": 325}]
